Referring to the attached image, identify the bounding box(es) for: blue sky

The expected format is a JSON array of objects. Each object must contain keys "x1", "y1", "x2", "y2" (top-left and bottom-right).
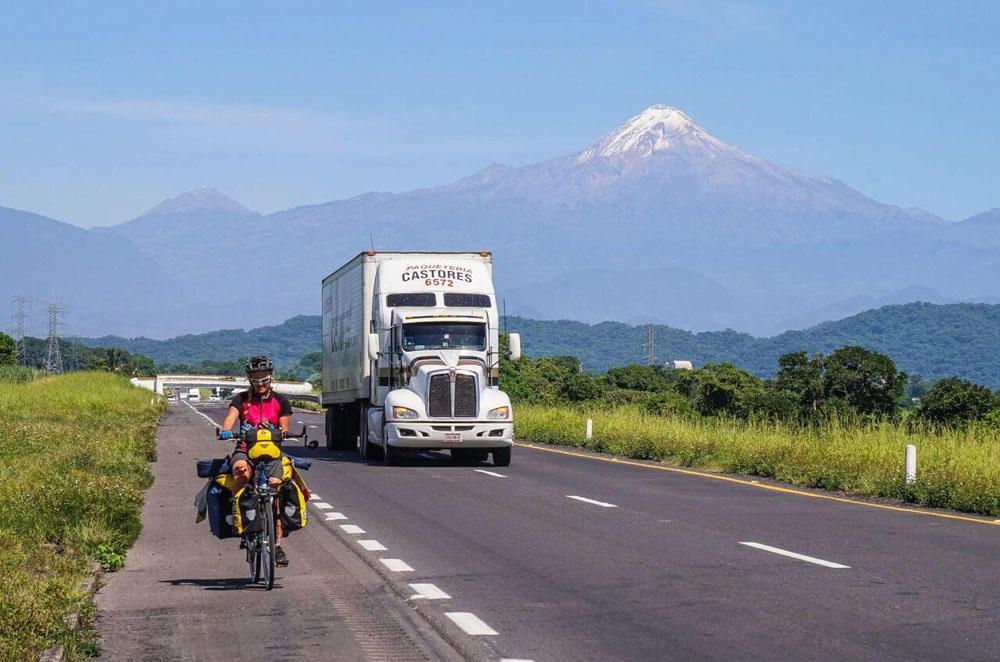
[{"x1": 1, "y1": 1, "x2": 997, "y2": 226}]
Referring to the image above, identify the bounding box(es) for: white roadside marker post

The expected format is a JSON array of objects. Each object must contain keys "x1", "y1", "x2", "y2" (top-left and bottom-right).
[
  {"x1": 585, "y1": 418, "x2": 593, "y2": 440},
  {"x1": 905, "y1": 444, "x2": 917, "y2": 485}
]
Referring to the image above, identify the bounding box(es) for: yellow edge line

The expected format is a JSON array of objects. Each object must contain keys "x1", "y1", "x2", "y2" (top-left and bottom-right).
[{"x1": 514, "y1": 441, "x2": 1000, "y2": 527}]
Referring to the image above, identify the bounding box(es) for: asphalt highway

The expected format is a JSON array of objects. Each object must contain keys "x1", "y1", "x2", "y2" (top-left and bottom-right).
[{"x1": 191, "y1": 401, "x2": 1000, "y2": 661}]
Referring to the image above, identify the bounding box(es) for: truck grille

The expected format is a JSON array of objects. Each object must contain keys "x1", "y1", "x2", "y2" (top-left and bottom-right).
[
  {"x1": 427, "y1": 372, "x2": 478, "y2": 418},
  {"x1": 454, "y1": 374, "x2": 477, "y2": 417},
  {"x1": 428, "y1": 374, "x2": 451, "y2": 417}
]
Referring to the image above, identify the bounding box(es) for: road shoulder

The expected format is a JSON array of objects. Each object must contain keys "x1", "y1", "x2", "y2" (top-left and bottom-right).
[{"x1": 95, "y1": 402, "x2": 459, "y2": 661}]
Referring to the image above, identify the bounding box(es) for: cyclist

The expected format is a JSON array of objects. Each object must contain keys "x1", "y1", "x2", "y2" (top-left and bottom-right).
[{"x1": 219, "y1": 355, "x2": 293, "y2": 567}]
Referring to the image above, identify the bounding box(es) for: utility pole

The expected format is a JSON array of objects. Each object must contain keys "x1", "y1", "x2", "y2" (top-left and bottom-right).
[
  {"x1": 643, "y1": 324, "x2": 656, "y2": 366},
  {"x1": 44, "y1": 303, "x2": 64, "y2": 374},
  {"x1": 11, "y1": 296, "x2": 29, "y2": 366}
]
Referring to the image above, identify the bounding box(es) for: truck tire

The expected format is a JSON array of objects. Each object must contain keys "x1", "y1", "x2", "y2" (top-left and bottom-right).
[
  {"x1": 383, "y1": 442, "x2": 401, "y2": 466},
  {"x1": 325, "y1": 407, "x2": 336, "y2": 451},
  {"x1": 359, "y1": 406, "x2": 383, "y2": 461},
  {"x1": 492, "y1": 447, "x2": 511, "y2": 467}
]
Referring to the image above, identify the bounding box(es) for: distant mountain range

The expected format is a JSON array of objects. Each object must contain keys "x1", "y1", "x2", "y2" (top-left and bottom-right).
[
  {"x1": 4, "y1": 105, "x2": 1000, "y2": 337},
  {"x1": 80, "y1": 302, "x2": 1000, "y2": 389}
]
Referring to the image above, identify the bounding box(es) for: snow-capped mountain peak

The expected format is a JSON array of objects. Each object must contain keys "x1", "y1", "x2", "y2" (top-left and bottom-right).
[{"x1": 576, "y1": 104, "x2": 727, "y2": 162}]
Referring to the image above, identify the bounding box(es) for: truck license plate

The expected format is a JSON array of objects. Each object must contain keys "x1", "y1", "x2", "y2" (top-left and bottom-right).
[{"x1": 443, "y1": 432, "x2": 461, "y2": 444}]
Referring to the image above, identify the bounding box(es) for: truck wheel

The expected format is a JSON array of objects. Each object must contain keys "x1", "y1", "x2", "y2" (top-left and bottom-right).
[
  {"x1": 492, "y1": 447, "x2": 511, "y2": 467},
  {"x1": 325, "y1": 408, "x2": 336, "y2": 451},
  {"x1": 357, "y1": 407, "x2": 368, "y2": 460},
  {"x1": 383, "y1": 443, "x2": 401, "y2": 466},
  {"x1": 360, "y1": 408, "x2": 383, "y2": 461}
]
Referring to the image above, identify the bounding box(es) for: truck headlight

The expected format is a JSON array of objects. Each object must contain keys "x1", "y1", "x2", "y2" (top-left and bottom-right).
[
  {"x1": 391, "y1": 406, "x2": 419, "y2": 420},
  {"x1": 487, "y1": 406, "x2": 510, "y2": 420}
]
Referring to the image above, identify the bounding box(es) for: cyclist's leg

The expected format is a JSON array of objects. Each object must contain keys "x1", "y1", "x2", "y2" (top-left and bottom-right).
[{"x1": 231, "y1": 456, "x2": 252, "y2": 493}]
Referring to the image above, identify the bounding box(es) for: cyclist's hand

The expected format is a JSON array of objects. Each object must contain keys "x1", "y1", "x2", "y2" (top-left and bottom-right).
[{"x1": 219, "y1": 430, "x2": 233, "y2": 440}]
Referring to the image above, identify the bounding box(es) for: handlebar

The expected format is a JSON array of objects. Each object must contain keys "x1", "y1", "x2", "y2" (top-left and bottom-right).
[{"x1": 215, "y1": 424, "x2": 307, "y2": 442}]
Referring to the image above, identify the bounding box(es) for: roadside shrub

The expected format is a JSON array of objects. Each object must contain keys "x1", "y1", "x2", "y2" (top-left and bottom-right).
[
  {"x1": 919, "y1": 377, "x2": 1000, "y2": 424},
  {"x1": 642, "y1": 390, "x2": 699, "y2": 419},
  {"x1": 563, "y1": 372, "x2": 606, "y2": 402}
]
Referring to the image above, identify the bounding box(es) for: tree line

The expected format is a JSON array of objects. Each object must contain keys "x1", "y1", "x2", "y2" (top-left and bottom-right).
[{"x1": 499, "y1": 338, "x2": 1000, "y2": 428}]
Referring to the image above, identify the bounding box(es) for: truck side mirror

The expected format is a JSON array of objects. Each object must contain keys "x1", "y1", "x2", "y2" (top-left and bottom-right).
[
  {"x1": 508, "y1": 333, "x2": 522, "y2": 362},
  {"x1": 368, "y1": 333, "x2": 380, "y2": 362}
]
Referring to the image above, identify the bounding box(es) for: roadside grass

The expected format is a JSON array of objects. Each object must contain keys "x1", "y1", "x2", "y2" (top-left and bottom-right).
[
  {"x1": 0, "y1": 372, "x2": 164, "y2": 660},
  {"x1": 515, "y1": 405, "x2": 1000, "y2": 516}
]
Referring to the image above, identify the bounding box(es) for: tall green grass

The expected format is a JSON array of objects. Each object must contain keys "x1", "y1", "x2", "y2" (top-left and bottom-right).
[
  {"x1": 515, "y1": 405, "x2": 1000, "y2": 516},
  {"x1": 0, "y1": 372, "x2": 164, "y2": 660}
]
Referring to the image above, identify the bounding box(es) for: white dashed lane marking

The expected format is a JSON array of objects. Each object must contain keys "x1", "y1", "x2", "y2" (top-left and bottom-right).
[
  {"x1": 314, "y1": 502, "x2": 334, "y2": 510},
  {"x1": 566, "y1": 495, "x2": 617, "y2": 508},
  {"x1": 409, "y1": 583, "x2": 451, "y2": 600},
  {"x1": 340, "y1": 524, "x2": 365, "y2": 534},
  {"x1": 474, "y1": 469, "x2": 507, "y2": 478},
  {"x1": 308, "y1": 494, "x2": 321, "y2": 501},
  {"x1": 358, "y1": 539, "x2": 387, "y2": 552},
  {"x1": 324, "y1": 512, "x2": 348, "y2": 521},
  {"x1": 445, "y1": 612, "x2": 498, "y2": 636},
  {"x1": 381, "y1": 558, "x2": 414, "y2": 572},
  {"x1": 739, "y1": 542, "x2": 850, "y2": 569}
]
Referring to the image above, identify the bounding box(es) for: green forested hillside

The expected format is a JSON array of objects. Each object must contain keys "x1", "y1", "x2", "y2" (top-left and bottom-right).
[
  {"x1": 84, "y1": 315, "x2": 320, "y2": 368},
  {"x1": 81, "y1": 303, "x2": 1000, "y2": 387}
]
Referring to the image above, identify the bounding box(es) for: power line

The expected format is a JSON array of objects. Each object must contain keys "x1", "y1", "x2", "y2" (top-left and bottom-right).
[
  {"x1": 10, "y1": 296, "x2": 30, "y2": 366},
  {"x1": 643, "y1": 324, "x2": 655, "y2": 366},
  {"x1": 44, "y1": 303, "x2": 65, "y2": 374}
]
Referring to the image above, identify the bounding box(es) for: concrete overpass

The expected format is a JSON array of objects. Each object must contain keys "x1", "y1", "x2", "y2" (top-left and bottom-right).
[{"x1": 131, "y1": 375, "x2": 314, "y2": 397}]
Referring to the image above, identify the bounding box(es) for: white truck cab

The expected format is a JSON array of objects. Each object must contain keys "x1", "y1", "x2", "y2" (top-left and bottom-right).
[{"x1": 321, "y1": 252, "x2": 521, "y2": 465}]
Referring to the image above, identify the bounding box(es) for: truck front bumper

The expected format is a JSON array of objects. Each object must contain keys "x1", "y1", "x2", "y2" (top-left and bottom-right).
[{"x1": 385, "y1": 421, "x2": 513, "y2": 449}]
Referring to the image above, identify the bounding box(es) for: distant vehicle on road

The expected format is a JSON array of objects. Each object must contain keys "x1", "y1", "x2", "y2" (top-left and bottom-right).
[{"x1": 321, "y1": 251, "x2": 522, "y2": 466}]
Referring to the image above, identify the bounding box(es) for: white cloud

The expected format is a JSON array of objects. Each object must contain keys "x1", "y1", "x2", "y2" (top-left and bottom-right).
[
  {"x1": 0, "y1": 94, "x2": 528, "y2": 157},
  {"x1": 3, "y1": 93, "x2": 357, "y2": 152}
]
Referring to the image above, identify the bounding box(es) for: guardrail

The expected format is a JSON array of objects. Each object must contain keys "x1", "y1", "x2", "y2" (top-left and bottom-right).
[{"x1": 288, "y1": 394, "x2": 320, "y2": 403}]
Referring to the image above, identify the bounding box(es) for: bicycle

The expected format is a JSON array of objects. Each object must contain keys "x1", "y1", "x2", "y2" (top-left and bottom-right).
[{"x1": 216, "y1": 427, "x2": 310, "y2": 590}]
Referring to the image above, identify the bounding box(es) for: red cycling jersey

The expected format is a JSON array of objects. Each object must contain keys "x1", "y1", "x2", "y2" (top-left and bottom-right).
[{"x1": 229, "y1": 390, "x2": 292, "y2": 428}]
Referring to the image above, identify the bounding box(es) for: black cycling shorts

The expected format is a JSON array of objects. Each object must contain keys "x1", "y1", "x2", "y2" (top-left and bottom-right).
[{"x1": 230, "y1": 444, "x2": 284, "y2": 480}]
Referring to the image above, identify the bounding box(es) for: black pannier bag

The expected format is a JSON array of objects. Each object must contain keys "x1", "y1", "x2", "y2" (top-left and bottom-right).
[
  {"x1": 278, "y1": 480, "x2": 307, "y2": 534},
  {"x1": 197, "y1": 457, "x2": 230, "y2": 478},
  {"x1": 234, "y1": 486, "x2": 264, "y2": 535},
  {"x1": 206, "y1": 480, "x2": 237, "y2": 539}
]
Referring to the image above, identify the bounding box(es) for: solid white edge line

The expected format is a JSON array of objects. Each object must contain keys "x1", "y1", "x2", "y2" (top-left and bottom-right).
[
  {"x1": 183, "y1": 400, "x2": 221, "y2": 428},
  {"x1": 314, "y1": 502, "x2": 334, "y2": 510},
  {"x1": 739, "y1": 542, "x2": 850, "y2": 569},
  {"x1": 566, "y1": 495, "x2": 617, "y2": 508},
  {"x1": 445, "y1": 612, "x2": 498, "y2": 636},
  {"x1": 324, "y1": 512, "x2": 348, "y2": 520},
  {"x1": 358, "y1": 539, "x2": 387, "y2": 551},
  {"x1": 474, "y1": 469, "x2": 507, "y2": 478},
  {"x1": 381, "y1": 558, "x2": 414, "y2": 572},
  {"x1": 409, "y1": 583, "x2": 451, "y2": 600},
  {"x1": 340, "y1": 524, "x2": 365, "y2": 534}
]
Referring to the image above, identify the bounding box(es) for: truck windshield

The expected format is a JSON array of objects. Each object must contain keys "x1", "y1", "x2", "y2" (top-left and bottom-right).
[{"x1": 402, "y1": 323, "x2": 487, "y2": 351}]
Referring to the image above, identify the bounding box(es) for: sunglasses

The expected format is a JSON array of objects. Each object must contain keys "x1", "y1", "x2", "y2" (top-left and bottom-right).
[{"x1": 249, "y1": 375, "x2": 272, "y2": 386}]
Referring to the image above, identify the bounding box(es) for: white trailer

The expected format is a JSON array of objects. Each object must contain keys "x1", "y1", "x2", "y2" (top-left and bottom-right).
[{"x1": 321, "y1": 251, "x2": 522, "y2": 465}]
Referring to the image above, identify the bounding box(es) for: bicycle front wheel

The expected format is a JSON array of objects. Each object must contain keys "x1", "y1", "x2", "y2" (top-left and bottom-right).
[
  {"x1": 261, "y1": 502, "x2": 276, "y2": 590},
  {"x1": 247, "y1": 535, "x2": 261, "y2": 583}
]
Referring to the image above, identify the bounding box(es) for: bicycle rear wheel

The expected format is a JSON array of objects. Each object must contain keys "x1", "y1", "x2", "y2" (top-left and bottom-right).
[{"x1": 261, "y1": 502, "x2": 276, "y2": 590}]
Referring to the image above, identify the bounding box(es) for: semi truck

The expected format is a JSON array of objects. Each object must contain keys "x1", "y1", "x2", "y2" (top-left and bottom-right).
[{"x1": 320, "y1": 251, "x2": 522, "y2": 465}]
